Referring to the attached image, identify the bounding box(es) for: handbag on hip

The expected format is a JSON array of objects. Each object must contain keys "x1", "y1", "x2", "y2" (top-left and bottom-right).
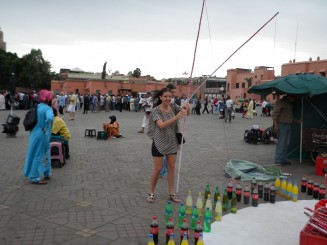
[{"x1": 176, "y1": 132, "x2": 185, "y2": 144}]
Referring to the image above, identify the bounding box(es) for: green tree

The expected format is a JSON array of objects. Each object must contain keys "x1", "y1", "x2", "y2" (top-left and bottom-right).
[
  {"x1": 244, "y1": 77, "x2": 253, "y2": 88},
  {"x1": 102, "y1": 61, "x2": 107, "y2": 79},
  {"x1": 0, "y1": 50, "x2": 20, "y2": 90},
  {"x1": 132, "y1": 68, "x2": 141, "y2": 78},
  {"x1": 127, "y1": 71, "x2": 133, "y2": 76},
  {"x1": 113, "y1": 70, "x2": 120, "y2": 75},
  {"x1": 17, "y1": 49, "x2": 52, "y2": 89}
]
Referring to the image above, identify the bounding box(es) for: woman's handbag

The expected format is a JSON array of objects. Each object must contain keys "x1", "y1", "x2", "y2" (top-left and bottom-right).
[{"x1": 176, "y1": 133, "x2": 185, "y2": 144}]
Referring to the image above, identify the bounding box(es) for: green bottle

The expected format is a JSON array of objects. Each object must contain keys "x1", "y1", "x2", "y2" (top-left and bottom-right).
[
  {"x1": 165, "y1": 201, "x2": 173, "y2": 226},
  {"x1": 213, "y1": 186, "x2": 220, "y2": 209},
  {"x1": 231, "y1": 191, "x2": 237, "y2": 214},
  {"x1": 203, "y1": 207, "x2": 212, "y2": 233},
  {"x1": 190, "y1": 205, "x2": 198, "y2": 230},
  {"x1": 204, "y1": 184, "x2": 211, "y2": 203},
  {"x1": 177, "y1": 202, "x2": 186, "y2": 228},
  {"x1": 222, "y1": 189, "x2": 229, "y2": 212}
]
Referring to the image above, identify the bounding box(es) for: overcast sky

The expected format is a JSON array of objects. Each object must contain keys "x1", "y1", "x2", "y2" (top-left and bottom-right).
[{"x1": 1, "y1": 0, "x2": 327, "y2": 80}]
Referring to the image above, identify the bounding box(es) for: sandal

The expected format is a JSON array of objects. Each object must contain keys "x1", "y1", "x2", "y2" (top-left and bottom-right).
[
  {"x1": 137, "y1": 130, "x2": 144, "y2": 133},
  {"x1": 31, "y1": 180, "x2": 47, "y2": 185},
  {"x1": 169, "y1": 194, "x2": 181, "y2": 203},
  {"x1": 147, "y1": 193, "x2": 155, "y2": 203}
]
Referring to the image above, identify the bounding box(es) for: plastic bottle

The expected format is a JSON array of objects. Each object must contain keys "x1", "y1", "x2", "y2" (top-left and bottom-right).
[
  {"x1": 147, "y1": 234, "x2": 155, "y2": 245},
  {"x1": 181, "y1": 233, "x2": 189, "y2": 245},
  {"x1": 213, "y1": 186, "x2": 220, "y2": 209},
  {"x1": 307, "y1": 177, "x2": 313, "y2": 195},
  {"x1": 252, "y1": 187, "x2": 259, "y2": 207},
  {"x1": 204, "y1": 194, "x2": 212, "y2": 212},
  {"x1": 165, "y1": 201, "x2": 173, "y2": 226},
  {"x1": 150, "y1": 216, "x2": 159, "y2": 244},
  {"x1": 203, "y1": 207, "x2": 212, "y2": 233},
  {"x1": 222, "y1": 189, "x2": 229, "y2": 211},
  {"x1": 178, "y1": 202, "x2": 186, "y2": 228},
  {"x1": 185, "y1": 190, "x2": 193, "y2": 215},
  {"x1": 286, "y1": 179, "x2": 293, "y2": 200},
  {"x1": 194, "y1": 221, "x2": 203, "y2": 245},
  {"x1": 190, "y1": 205, "x2": 198, "y2": 230},
  {"x1": 319, "y1": 184, "x2": 326, "y2": 200},
  {"x1": 196, "y1": 192, "x2": 203, "y2": 217},
  {"x1": 243, "y1": 184, "x2": 250, "y2": 205},
  {"x1": 313, "y1": 182, "x2": 320, "y2": 199},
  {"x1": 257, "y1": 181, "x2": 264, "y2": 198},
  {"x1": 269, "y1": 185, "x2": 276, "y2": 204},
  {"x1": 167, "y1": 233, "x2": 176, "y2": 245},
  {"x1": 236, "y1": 182, "x2": 242, "y2": 202},
  {"x1": 292, "y1": 181, "x2": 298, "y2": 202},
  {"x1": 263, "y1": 182, "x2": 270, "y2": 201},
  {"x1": 180, "y1": 219, "x2": 189, "y2": 243},
  {"x1": 230, "y1": 191, "x2": 237, "y2": 214},
  {"x1": 281, "y1": 177, "x2": 287, "y2": 197},
  {"x1": 204, "y1": 184, "x2": 211, "y2": 204},
  {"x1": 301, "y1": 176, "x2": 307, "y2": 193},
  {"x1": 251, "y1": 178, "x2": 257, "y2": 194},
  {"x1": 196, "y1": 233, "x2": 205, "y2": 245},
  {"x1": 227, "y1": 180, "x2": 233, "y2": 200},
  {"x1": 274, "y1": 176, "x2": 281, "y2": 194},
  {"x1": 214, "y1": 196, "x2": 222, "y2": 221},
  {"x1": 166, "y1": 217, "x2": 174, "y2": 244}
]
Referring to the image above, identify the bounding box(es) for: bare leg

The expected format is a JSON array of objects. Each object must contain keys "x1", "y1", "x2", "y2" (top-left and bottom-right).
[
  {"x1": 166, "y1": 154, "x2": 177, "y2": 195},
  {"x1": 149, "y1": 157, "x2": 163, "y2": 194}
]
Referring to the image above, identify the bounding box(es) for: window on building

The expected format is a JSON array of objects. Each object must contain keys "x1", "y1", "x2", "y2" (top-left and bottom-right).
[
  {"x1": 227, "y1": 83, "x2": 230, "y2": 91},
  {"x1": 261, "y1": 75, "x2": 263, "y2": 79},
  {"x1": 96, "y1": 90, "x2": 100, "y2": 94},
  {"x1": 320, "y1": 72, "x2": 326, "y2": 77},
  {"x1": 108, "y1": 90, "x2": 112, "y2": 95},
  {"x1": 242, "y1": 83, "x2": 245, "y2": 88},
  {"x1": 236, "y1": 83, "x2": 239, "y2": 88}
]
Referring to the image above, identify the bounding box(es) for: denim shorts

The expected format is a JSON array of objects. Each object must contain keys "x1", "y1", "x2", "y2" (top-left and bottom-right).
[{"x1": 151, "y1": 141, "x2": 177, "y2": 157}]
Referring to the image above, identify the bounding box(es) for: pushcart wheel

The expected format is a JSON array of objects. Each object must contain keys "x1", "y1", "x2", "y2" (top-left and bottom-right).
[{"x1": 310, "y1": 145, "x2": 327, "y2": 163}]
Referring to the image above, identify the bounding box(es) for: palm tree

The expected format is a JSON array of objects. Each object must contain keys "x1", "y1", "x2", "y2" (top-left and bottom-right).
[{"x1": 244, "y1": 77, "x2": 253, "y2": 88}]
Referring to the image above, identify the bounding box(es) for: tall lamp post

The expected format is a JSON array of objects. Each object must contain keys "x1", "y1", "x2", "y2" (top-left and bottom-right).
[{"x1": 2, "y1": 73, "x2": 20, "y2": 136}]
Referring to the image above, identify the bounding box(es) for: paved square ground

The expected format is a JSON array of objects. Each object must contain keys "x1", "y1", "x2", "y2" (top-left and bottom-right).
[{"x1": 0, "y1": 108, "x2": 323, "y2": 244}]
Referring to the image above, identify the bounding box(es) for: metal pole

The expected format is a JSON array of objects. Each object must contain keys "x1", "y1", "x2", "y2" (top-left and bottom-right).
[{"x1": 300, "y1": 97, "x2": 304, "y2": 163}]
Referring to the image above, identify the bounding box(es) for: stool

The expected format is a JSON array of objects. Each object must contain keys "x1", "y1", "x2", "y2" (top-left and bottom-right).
[
  {"x1": 50, "y1": 141, "x2": 65, "y2": 168},
  {"x1": 97, "y1": 131, "x2": 107, "y2": 140},
  {"x1": 85, "y1": 129, "x2": 96, "y2": 137},
  {"x1": 315, "y1": 155, "x2": 327, "y2": 176}
]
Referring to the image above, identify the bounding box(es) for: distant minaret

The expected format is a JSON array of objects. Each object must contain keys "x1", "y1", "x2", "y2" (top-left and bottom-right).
[{"x1": 0, "y1": 27, "x2": 7, "y2": 51}]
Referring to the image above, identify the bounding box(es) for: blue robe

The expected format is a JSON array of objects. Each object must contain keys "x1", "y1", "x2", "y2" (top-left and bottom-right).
[{"x1": 24, "y1": 103, "x2": 54, "y2": 182}]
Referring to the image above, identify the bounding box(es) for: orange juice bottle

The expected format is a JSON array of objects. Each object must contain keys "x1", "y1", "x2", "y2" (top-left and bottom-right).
[
  {"x1": 286, "y1": 179, "x2": 293, "y2": 200},
  {"x1": 292, "y1": 181, "x2": 299, "y2": 202},
  {"x1": 280, "y1": 177, "x2": 287, "y2": 197},
  {"x1": 274, "y1": 176, "x2": 281, "y2": 194}
]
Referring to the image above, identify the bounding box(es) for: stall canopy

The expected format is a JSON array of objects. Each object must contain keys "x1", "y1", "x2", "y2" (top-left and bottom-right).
[
  {"x1": 248, "y1": 73, "x2": 327, "y2": 162},
  {"x1": 248, "y1": 74, "x2": 327, "y2": 96}
]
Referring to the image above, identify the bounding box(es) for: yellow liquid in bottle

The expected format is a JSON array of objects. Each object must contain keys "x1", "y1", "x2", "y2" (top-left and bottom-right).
[{"x1": 274, "y1": 177, "x2": 281, "y2": 194}]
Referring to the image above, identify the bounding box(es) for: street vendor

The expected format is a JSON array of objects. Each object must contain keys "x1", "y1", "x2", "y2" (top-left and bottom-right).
[{"x1": 272, "y1": 94, "x2": 299, "y2": 165}]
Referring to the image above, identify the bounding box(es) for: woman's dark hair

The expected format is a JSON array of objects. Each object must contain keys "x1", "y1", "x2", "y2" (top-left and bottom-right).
[{"x1": 153, "y1": 87, "x2": 171, "y2": 107}]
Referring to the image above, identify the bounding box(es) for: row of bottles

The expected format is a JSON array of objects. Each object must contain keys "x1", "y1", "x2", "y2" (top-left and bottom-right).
[
  {"x1": 299, "y1": 176, "x2": 325, "y2": 199},
  {"x1": 148, "y1": 232, "x2": 205, "y2": 245},
  {"x1": 274, "y1": 176, "x2": 326, "y2": 201},
  {"x1": 150, "y1": 215, "x2": 205, "y2": 245}
]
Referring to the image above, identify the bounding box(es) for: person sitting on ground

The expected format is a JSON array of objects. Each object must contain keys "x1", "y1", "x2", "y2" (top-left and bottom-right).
[
  {"x1": 103, "y1": 115, "x2": 123, "y2": 138},
  {"x1": 51, "y1": 108, "x2": 71, "y2": 159}
]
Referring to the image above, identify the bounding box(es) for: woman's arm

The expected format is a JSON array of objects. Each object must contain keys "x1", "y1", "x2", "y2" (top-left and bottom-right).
[{"x1": 155, "y1": 109, "x2": 187, "y2": 129}]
